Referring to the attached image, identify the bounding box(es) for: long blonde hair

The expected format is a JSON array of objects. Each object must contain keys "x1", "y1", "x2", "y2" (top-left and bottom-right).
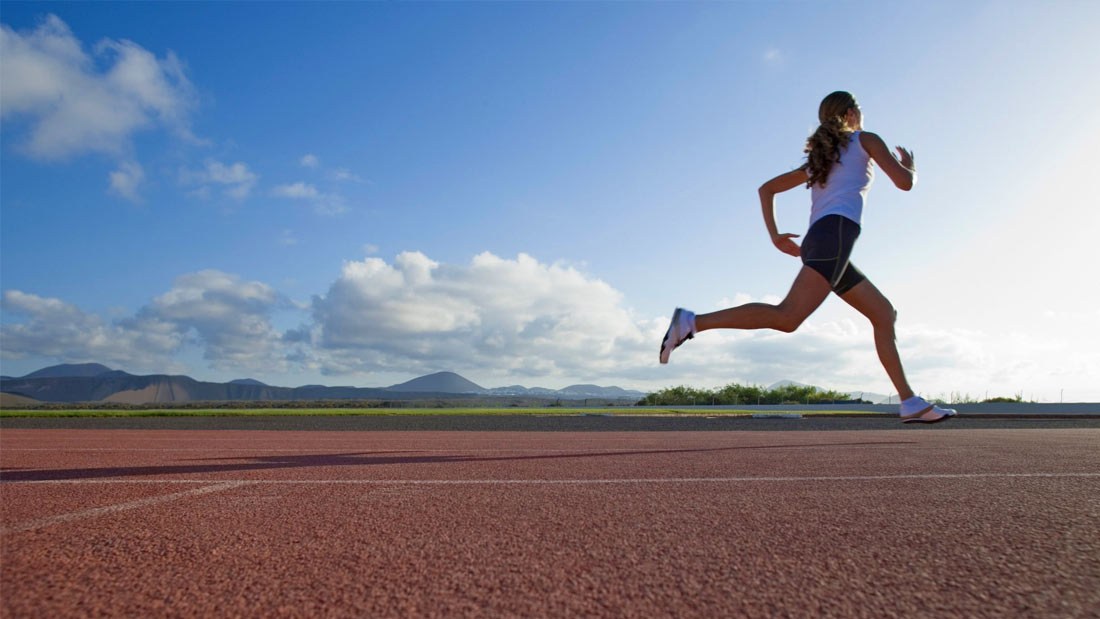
[{"x1": 804, "y1": 91, "x2": 858, "y2": 188}]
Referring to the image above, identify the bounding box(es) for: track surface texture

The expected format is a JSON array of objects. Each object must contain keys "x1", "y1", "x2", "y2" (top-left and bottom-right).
[
  {"x1": 2, "y1": 426, "x2": 1098, "y2": 617},
  {"x1": 4, "y1": 414, "x2": 1100, "y2": 431}
]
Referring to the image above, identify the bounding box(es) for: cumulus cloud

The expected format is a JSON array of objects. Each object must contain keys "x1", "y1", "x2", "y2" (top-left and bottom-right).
[
  {"x1": 328, "y1": 167, "x2": 364, "y2": 183},
  {"x1": 297, "y1": 151, "x2": 363, "y2": 182},
  {"x1": 283, "y1": 153, "x2": 363, "y2": 211},
  {"x1": 305, "y1": 251, "x2": 653, "y2": 379},
  {"x1": 272, "y1": 181, "x2": 347, "y2": 215},
  {"x1": 136, "y1": 270, "x2": 287, "y2": 369},
  {"x1": 210, "y1": 251, "x2": 861, "y2": 387},
  {"x1": 0, "y1": 14, "x2": 197, "y2": 160},
  {"x1": 1, "y1": 290, "x2": 184, "y2": 371},
  {"x1": 2, "y1": 271, "x2": 290, "y2": 373},
  {"x1": 108, "y1": 160, "x2": 144, "y2": 202},
  {"x1": 272, "y1": 182, "x2": 319, "y2": 199},
  {"x1": 180, "y1": 159, "x2": 258, "y2": 200},
  {"x1": 3, "y1": 250, "x2": 1065, "y2": 396},
  {"x1": 295, "y1": 250, "x2": 1032, "y2": 393}
]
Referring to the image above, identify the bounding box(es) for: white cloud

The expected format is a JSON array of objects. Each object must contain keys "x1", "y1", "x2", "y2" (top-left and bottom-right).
[
  {"x1": 297, "y1": 152, "x2": 362, "y2": 182},
  {"x1": 311, "y1": 194, "x2": 348, "y2": 216},
  {"x1": 272, "y1": 182, "x2": 319, "y2": 199},
  {"x1": 180, "y1": 158, "x2": 258, "y2": 200},
  {"x1": 1, "y1": 290, "x2": 184, "y2": 371},
  {"x1": 0, "y1": 14, "x2": 197, "y2": 160},
  {"x1": 4, "y1": 251, "x2": 1094, "y2": 399},
  {"x1": 225, "y1": 183, "x2": 252, "y2": 201},
  {"x1": 204, "y1": 159, "x2": 255, "y2": 185},
  {"x1": 2, "y1": 271, "x2": 291, "y2": 373},
  {"x1": 272, "y1": 181, "x2": 347, "y2": 215},
  {"x1": 279, "y1": 230, "x2": 298, "y2": 246},
  {"x1": 294, "y1": 249, "x2": 1096, "y2": 396},
  {"x1": 763, "y1": 48, "x2": 783, "y2": 64},
  {"x1": 284, "y1": 154, "x2": 363, "y2": 211},
  {"x1": 108, "y1": 160, "x2": 144, "y2": 202},
  {"x1": 306, "y1": 251, "x2": 653, "y2": 380},
  {"x1": 137, "y1": 270, "x2": 287, "y2": 369},
  {"x1": 328, "y1": 167, "x2": 364, "y2": 183}
]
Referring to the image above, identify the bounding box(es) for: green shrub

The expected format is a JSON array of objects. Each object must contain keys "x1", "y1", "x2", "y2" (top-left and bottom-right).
[{"x1": 637, "y1": 383, "x2": 859, "y2": 406}]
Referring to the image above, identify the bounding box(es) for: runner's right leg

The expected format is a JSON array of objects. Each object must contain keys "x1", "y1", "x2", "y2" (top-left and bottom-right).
[
  {"x1": 662, "y1": 266, "x2": 832, "y2": 364},
  {"x1": 695, "y1": 266, "x2": 832, "y2": 333}
]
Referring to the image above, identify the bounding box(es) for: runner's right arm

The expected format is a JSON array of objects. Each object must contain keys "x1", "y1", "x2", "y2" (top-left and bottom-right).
[{"x1": 759, "y1": 168, "x2": 810, "y2": 257}]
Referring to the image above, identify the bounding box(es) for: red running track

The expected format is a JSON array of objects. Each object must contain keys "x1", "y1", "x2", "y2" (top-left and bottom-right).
[{"x1": 2, "y1": 428, "x2": 1098, "y2": 617}]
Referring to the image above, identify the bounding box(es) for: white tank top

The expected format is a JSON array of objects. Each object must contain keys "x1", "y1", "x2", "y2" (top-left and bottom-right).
[{"x1": 808, "y1": 130, "x2": 874, "y2": 226}]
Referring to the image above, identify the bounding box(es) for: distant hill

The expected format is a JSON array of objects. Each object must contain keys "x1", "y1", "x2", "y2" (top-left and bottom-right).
[
  {"x1": 386, "y1": 372, "x2": 484, "y2": 393},
  {"x1": 768, "y1": 380, "x2": 815, "y2": 390},
  {"x1": 23, "y1": 363, "x2": 115, "y2": 379},
  {"x1": 1, "y1": 392, "x2": 40, "y2": 407},
  {"x1": 0, "y1": 364, "x2": 646, "y2": 404},
  {"x1": 0, "y1": 373, "x2": 446, "y2": 404},
  {"x1": 845, "y1": 391, "x2": 892, "y2": 404},
  {"x1": 558, "y1": 384, "x2": 638, "y2": 398}
]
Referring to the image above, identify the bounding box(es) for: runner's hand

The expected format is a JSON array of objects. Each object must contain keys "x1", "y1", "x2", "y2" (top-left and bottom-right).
[
  {"x1": 772, "y1": 233, "x2": 801, "y2": 257},
  {"x1": 895, "y1": 146, "x2": 915, "y2": 170}
]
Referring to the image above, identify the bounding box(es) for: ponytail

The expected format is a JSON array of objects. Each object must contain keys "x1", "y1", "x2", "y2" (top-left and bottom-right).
[{"x1": 803, "y1": 91, "x2": 858, "y2": 188}]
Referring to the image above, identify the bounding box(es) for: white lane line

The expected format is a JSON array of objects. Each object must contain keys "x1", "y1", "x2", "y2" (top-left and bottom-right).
[
  {"x1": 2, "y1": 472, "x2": 1098, "y2": 485},
  {"x1": 0, "y1": 481, "x2": 250, "y2": 535}
]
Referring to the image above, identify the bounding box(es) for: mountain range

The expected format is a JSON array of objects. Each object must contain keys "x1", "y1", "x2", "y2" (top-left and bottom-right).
[
  {"x1": 0, "y1": 364, "x2": 648, "y2": 404},
  {"x1": 768, "y1": 379, "x2": 891, "y2": 405}
]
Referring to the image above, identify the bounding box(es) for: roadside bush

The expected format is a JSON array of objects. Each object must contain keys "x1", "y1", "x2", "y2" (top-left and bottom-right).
[{"x1": 637, "y1": 383, "x2": 860, "y2": 406}]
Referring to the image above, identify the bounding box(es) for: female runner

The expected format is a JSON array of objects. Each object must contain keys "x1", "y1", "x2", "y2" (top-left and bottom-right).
[{"x1": 659, "y1": 91, "x2": 955, "y2": 423}]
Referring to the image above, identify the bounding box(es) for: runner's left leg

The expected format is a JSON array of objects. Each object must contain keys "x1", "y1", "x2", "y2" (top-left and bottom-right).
[{"x1": 838, "y1": 277, "x2": 914, "y2": 401}]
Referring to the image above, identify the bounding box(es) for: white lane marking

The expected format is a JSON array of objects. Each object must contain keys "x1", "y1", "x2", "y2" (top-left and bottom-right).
[
  {"x1": 1, "y1": 481, "x2": 250, "y2": 535},
  {"x1": 2, "y1": 472, "x2": 1098, "y2": 485}
]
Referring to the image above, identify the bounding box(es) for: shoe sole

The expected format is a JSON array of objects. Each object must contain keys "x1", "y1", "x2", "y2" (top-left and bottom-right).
[
  {"x1": 659, "y1": 308, "x2": 685, "y2": 365},
  {"x1": 902, "y1": 413, "x2": 952, "y2": 424}
]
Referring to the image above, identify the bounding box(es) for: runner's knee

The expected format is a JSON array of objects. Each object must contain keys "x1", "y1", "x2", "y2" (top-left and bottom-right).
[
  {"x1": 775, "y1": 306, "x2": 807, "y2": 333},
  {"x1": 870, "y1": 302, "x2": 896, "y2": 329}
]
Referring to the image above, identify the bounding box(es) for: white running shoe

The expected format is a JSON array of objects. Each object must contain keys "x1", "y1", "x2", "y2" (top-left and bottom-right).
[
  {"x1": 659, "y1": 308, "x2": 695, "y2": 364},
  {"x1": 900, "y1": 396, "x2": 957, "y2": 424}
]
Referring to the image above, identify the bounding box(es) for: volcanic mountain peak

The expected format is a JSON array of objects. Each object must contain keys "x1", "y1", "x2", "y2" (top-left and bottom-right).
[
  {"x1": 23, "y1": 363, "x2": 115, "y2": 379},
  {"x1": 386, "y1": 371, "x2": 484, "y2": 393}
]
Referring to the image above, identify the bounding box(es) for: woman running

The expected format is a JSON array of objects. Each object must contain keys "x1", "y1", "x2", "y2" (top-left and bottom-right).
[{"x1": 659, "y1": 91, "x2": 955, "y2": 423}]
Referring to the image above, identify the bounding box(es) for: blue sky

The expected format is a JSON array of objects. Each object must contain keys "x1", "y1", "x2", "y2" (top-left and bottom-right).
[{"x1": 2, "y1": 1, "x2": 1098, "y2": 401}]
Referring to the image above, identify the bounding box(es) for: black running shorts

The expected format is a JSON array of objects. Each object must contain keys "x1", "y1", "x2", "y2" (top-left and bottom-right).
[{"x1": 800, "y1": 214, "x2": 866, "y2": 295}]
